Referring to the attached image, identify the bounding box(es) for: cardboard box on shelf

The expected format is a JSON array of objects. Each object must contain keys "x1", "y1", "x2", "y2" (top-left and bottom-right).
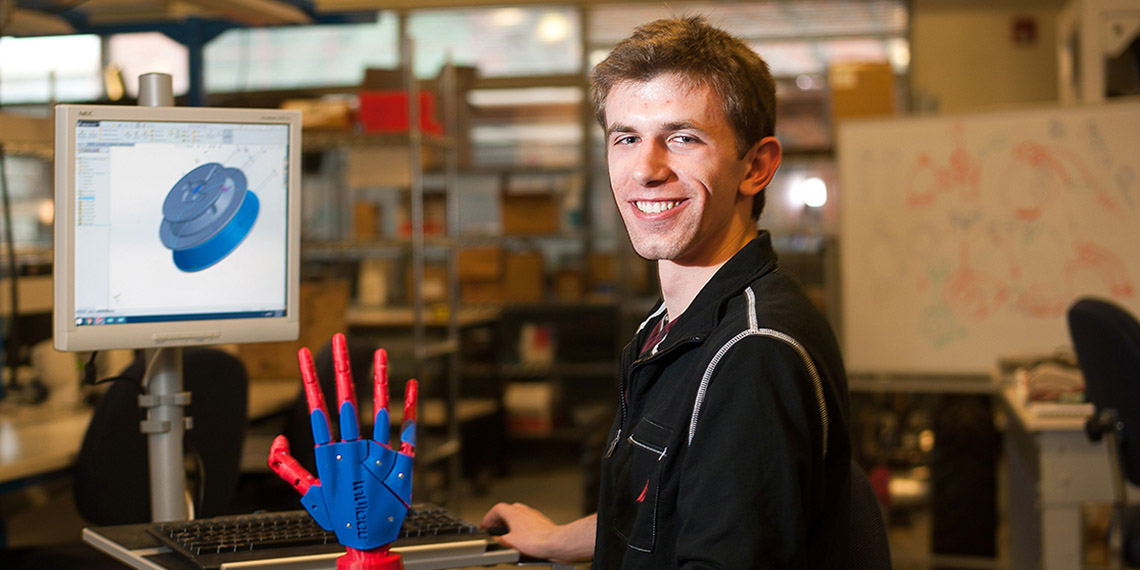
[
  {"x1": 353, "y1": 201, "x2": 382, "y2": 239},
  {"x1": 829, "y1": 61, "x2": 896, "y2": 120},
  {"x1": 397, "y1": 194, "x2": 446, "y2": 237},
  {"x1": 587, "y1": 253, "x2": 616, "y2": 293},
  {"x1": 280, "y1": 98, "x2": 353, "y2": 131},
  {"x1": 239, "y1": 280, "x2": 350, "y2": 379},
  {"x1": 504, "y1": 251, "x2": 544, "y2": 303},
  {"x1": 461, "y1": 279, "x2": 502, "y2": 304},
  {"x1": 361, "y1": 67, "x2": 404, "y2": 90},
  {"x1": 346, "y1": 145, "x2": 442, "y2": 190},
  {"x1": 554, "y1": 269, "x2": 584, "y2": 301},
  {"x1": 357, "y1": 258, "x2": 392, "y2": 307},
  {"x1": 457, "y1": 246, "x2": 503, "y2": 281},
  {"x1": 504, "y1": 381, "x2": 558, "y2": 437},
  {"x1": 407, "y1": 264, "x2": 449, "y2": 305},
  {"x1": 501, "y1": 194, "x2": 559, "y2": 235},
  {"x1": 347, "y1": 145, "x2": 408, "y2": 189},
  {"x1": 518, "y1": 322, "x2": 555, "y2": 367}
]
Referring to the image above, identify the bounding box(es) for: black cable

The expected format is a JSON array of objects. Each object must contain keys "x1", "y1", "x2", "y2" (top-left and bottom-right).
[
  {"x1": 83, "y1": 350, "x2": 99, "y2": 385},
  {"x1": 187, "y1": 446, "x2": 206, "y2": 516},
  {"x1": 87, "y1": 351, "x2": 146, "y2": 390}
]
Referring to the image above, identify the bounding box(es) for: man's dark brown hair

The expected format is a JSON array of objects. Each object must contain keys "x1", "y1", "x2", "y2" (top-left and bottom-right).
[{"x1": 591, "y1": 16, "x2": 778, "y2": 220}]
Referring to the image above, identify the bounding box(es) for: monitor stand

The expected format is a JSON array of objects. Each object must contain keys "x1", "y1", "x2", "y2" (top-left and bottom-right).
[
  {"x1": 137, "y1": 72, "x2": 190, "y2": 523},
  {"x1": 140, "y1": 347, "x2": 189, "y2": 522}
]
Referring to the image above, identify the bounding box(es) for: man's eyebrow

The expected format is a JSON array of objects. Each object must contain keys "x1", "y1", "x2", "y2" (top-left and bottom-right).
[
  {"x1": 607, "y1": 123, "x2": 636, "y2": 136},
  {"x1": 607, "y1": 121, "x2": 705, "y2": 136},
  {"x1": 662, "y1": 121, "x2": 702, "y2": 133}
]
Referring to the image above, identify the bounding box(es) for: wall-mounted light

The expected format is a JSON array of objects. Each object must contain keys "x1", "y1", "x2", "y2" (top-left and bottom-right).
[{"x1": 794, "y1": 176, "x2": 828, "y2": 208}]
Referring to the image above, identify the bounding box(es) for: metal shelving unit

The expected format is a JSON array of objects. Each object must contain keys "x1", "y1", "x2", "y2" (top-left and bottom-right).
[{"x1": 296, "y1": 31, "x2": 470, "y2": 504}]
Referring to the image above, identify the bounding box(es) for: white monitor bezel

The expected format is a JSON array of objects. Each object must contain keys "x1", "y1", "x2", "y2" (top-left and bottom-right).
[{"x1": 53, "y1": 104, "x2": 302, "y2": 351}]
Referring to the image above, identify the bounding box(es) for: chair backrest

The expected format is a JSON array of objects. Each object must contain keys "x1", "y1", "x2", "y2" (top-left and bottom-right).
[
  {"x1": 73, "y1": 347, "x2": 249, "y2": 525},
  {"x1": 1068, "y1": 297, "x2": 1140, "y2": 486},
  {"x1": 850, "y1": 461, "x2": 892, "y2": 570}
]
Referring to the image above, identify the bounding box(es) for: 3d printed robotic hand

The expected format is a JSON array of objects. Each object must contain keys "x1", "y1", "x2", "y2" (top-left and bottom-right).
[{"x1": 268, "y1": 333, "x2": 418, "y2": 570}]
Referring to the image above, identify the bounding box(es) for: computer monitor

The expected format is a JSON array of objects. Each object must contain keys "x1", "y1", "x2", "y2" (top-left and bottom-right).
[{"x1": 53, "y1": 104, "x2": 302, "y2": 352}]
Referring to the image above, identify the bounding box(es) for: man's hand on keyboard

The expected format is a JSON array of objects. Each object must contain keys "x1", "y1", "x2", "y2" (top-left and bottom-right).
[{"x1": 268, "y1": 332, "x2": 417, "y2": 568}]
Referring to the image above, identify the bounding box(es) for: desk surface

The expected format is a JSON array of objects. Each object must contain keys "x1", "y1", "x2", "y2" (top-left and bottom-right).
[
  {"x1": 0, "y1": 403, "x2": 92, "y2": 485},
  {"x1": 83, "y1": 522, "x2": 526, "y2": 570},
  {"x1": 998, "y1": 385, "x2": 1094, "y2": 433},
  {"x1": 0, "y1": 377, "x2": 300, "y2": 487}
]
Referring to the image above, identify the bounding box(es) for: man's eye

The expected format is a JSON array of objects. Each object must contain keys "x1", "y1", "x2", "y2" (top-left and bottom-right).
[
  {"x1": 613, "y1": 135, "x2": 638, "y2": 145},
  {"x1": 672, "y1": 135, "x2": 698, "y2": 144}
]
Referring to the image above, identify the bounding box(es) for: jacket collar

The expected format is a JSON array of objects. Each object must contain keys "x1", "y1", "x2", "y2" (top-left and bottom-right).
[{"x1": 641, "y1": 231, "x2": 780, "y2": 345}]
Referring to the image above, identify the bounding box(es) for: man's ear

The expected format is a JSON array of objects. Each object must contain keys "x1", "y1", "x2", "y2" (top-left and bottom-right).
[{"x1": 740, "y1": 136, "x2": 782, "y2": 198}]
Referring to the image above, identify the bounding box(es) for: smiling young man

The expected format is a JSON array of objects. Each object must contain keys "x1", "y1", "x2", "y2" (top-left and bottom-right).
[{"x1": 482, "y1": 16, "x2": 851, "y2": 568}]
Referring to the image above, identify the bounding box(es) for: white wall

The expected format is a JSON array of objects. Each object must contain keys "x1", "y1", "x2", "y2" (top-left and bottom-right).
[{"x1": 911, "y1": 0, "x2": 1067, "y2": 112}]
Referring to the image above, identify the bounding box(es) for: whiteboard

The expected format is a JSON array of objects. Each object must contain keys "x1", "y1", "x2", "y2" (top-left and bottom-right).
[{"x1": 837, "y1": 99, "x2": 1140, "y2": 375}]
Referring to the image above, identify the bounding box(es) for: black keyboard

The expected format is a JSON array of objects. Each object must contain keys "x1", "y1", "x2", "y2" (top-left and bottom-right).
[{"x1": 148, "y1": 504, "x2": 491, "y2": 569}]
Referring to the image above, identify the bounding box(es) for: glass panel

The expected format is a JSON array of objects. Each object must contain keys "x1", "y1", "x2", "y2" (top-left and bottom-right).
[
  {"x1": 0, "y1": 35, "x2": 102, "y2": 104},
  {"x1": 467, "y1": 86, "x2": 583, "y2": 168},
  {"x1": 588, "y1": 1, "x2": 907, "y2": 78},
  {"x1": 0, "y1": 154, "x2": 53, "y2": 247},
  {"x1": 107, "y1": 32, "x2": 189, "y2": 99},
  {"x1": 753, "y1": 41, "x2": 827, "y2": 77},
  {"x1": 408, "y1": 7, "x2": 581, "y2": 78},
  {"x1": 204, "y1": 16, "x2": 398, "y2": 92},
  {"x1": 822, "y1": 37, "x2": 893, "y2": 65},
  {"x1": 590, "y1": 1, "x2": 906, "y2": 44}
]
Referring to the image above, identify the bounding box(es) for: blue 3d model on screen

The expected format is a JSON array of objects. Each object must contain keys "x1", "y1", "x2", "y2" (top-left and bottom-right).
[{"x1": 159, "y1": 162, "x2": 259, "y2": 272}]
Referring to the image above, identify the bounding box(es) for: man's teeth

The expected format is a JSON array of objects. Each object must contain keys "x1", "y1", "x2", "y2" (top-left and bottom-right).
[{"x1": 635, "y1": 201, "x2": 679, "y2": 214}]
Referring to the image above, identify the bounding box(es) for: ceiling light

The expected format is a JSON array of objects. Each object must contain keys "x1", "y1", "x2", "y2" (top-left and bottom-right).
[
  {"x1": 537, "y1": 13, "x2": 569, "y2": 44},
  {"x1": 492, "y1": 8, "x2": 524, "y2": 28}
]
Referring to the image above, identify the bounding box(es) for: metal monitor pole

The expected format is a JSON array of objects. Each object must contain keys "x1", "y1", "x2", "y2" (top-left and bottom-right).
[{"x1": 137, "y1": 72, "x2": 190, "y2": 522}]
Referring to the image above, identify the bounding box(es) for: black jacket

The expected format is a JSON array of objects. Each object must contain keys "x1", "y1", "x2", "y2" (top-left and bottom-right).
[{"x1": 594, "y1": 233, "x2": 851, "y2": 569}]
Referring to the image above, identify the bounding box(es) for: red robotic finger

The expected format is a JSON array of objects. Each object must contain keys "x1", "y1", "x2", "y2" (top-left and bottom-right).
[
  {"x1": 299, "y1": 347, "x2": 332, "y2": 445},
  {"x1": 400, "y1": 380, "x2": 418, "y2": 456},
  {"x1": 372, "y1": 349, "x2": 391, "y2": 445},
  {"x1": 332, "y1": 333, "x2": 362, "y2": 441},
  {"x1": 268, "y1": 435, "x2": 318, "y2": 495}
]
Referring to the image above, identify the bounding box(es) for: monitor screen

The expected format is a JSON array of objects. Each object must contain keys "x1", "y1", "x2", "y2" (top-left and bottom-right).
[{"x1": 53, "y1": 104, "x2": 302, "y2": 351}]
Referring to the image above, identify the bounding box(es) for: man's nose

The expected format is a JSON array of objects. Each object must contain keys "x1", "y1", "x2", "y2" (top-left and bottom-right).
[{"x1": 632, "y1": 141, "x2": 671, "y2": 186}]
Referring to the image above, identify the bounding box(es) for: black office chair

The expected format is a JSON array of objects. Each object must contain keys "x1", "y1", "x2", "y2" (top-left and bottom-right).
[
  {"x1": 850, "y1": 460, "x2": 893, "y2": 570},
  {"x1": 73, "y1": 347, "x2": 250, "y2": 525},
  {"x1": 2, "y1": 348, "x2": 250, "y2": 569},
  {"x1": 1068, "y1": 297, "x2": 1140, "y2": 567}
]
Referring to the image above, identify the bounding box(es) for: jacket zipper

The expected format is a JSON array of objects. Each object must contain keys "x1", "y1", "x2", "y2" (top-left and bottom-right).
[
  {"x1": 607, "y1": 340, "x2": 634, "y2": 458},
  {"x1": 607, "y1": 333, "x2": 703, "y2": 459}
]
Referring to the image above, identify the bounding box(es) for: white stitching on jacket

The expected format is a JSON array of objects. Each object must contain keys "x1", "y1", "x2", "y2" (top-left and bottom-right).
[
  {"x1": 687, "y1": 286, "x2": 830, "y2": 461},
  {"x1": 637, "y1": 304, "x2": 668, "y2": 334}
]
